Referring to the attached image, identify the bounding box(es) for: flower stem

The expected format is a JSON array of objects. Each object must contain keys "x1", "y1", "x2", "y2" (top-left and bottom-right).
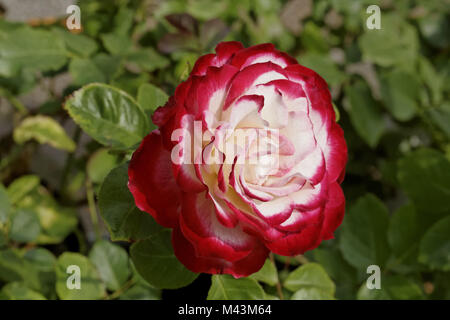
[
  {"x1": 269, "y1": 253, "x2": 284, "y2": 300},
  {"x1": 108, "y1": 279, "x2": 135, "y2": 300},
  {"x1": 86, "y1": 177, "x2": 101, "y2": 241},
  {"x1": 59, "y1": 126, "x2": 81, "y2": 192}
]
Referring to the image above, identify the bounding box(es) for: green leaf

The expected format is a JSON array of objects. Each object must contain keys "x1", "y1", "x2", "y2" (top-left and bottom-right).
[
  {"x1": 55, "y1": 252, "x2": 106, "y2": 300},
  {"x1": 426, "y1": 102, "x2": 450, "y2": 140},
  {"x1": 14, "y1": 184, "x2": 77, "y2": 245},
  {"x1": 283, "y1": 263, "x2": 335, "y2": 299},
  {"x1": 313, "y1": 248, "x2": 357, "y2": 299},
  {"x1": 398, "y1": 148, "x2": 450, "y2": 219},
  {"x1": 98, "y1": 163, "x2": 162, "y2": 241},
  {"x1": 111, "y1": 72, "x2": 150, "y2": 97},
  {"x1": 112, "y1": 7, "x2": 134, "y2": 36},
  {"x1": 0, "y1": 26, "x2": 68, "y2": 77},
  {"x1": 92, "y1": 53, "x2": 123, "y2": 83},
  {"x1": 387, "y1": 204, "x2": 422, "y2": 272},
  {"x1": 1, "y1": 282, "x2": 46, "y2": 300},
  {"x1": 380, "y1": 70, "x2": 420, "y2": 121},
  {"x1": 300, "y1": 21, "x2": 329, "y2": 53},
  {"x1": 9, "y1": 209, "x2": 41, "y2": 243},
  {"x1": 130, "y1": 230, "x2": 198, "y2": 289},
  {"x1": 88, "y1": 240, "x2": 131, "y2": 291},
  {"x1": 299, "y1": 54, "x2": 346, "y2": 87},
  {"x1": 419, "y1": 216, "x2": 450, "y2": 271},
  {"x1": 137, "y1": 83, "x2": 169, "y2": 115},
  {"x1": 187, "y1": 0, "x2": 228, "y2": 20},
  {"x1": 339, "y1": 194, "x2": 390, "y2": 269},
  {"x1": 0, "y1": 184, "x2": 11, "y2": 224},
  {"x1": 53, "y1": 28, "x2": 98, "y2": 58},
  {"x1": 119, "y1": 284, "x2": 161, "y2": 300},
  {"x1": 64, "y1": 83, "x2": 150, "y2": 149},
  {"x1": 359, "y1": 14, "x2": 418, "y2": 70},
  {"x1": 418, "y1": 56, "x2": 443, "y2": 105},
  {"x1": 291, "y1": 287, "x2": 335, "y2": 300},
  {"x1": 357, "y1": 275, "x2": 424, "y2": 300},
  {"x1": 86, "y1": 148, "x2": 119, "y2": 185},
  {"x1": 101, "y1": 33, "x2": 133, "y2": 55},
  {"x1": 69, "y1": 54, "x2": 123, "y2": 86},
  {"x1": 6, "y1": 175, "x2": 40, "y2": 205},
  {"x1": 126, "y1": 48, "x2": 170, "y2": 72},
  {"x1": 23, "y1": 248, "x2": 57, "y2": 297},
  {"x1": 24, "y1": 248, "x2": 56, "y2": 272},
  {"x1": 69, "y1": 58, "x2": 106, "y2": 86},
  {"x1": 120, "y1": 262, "x2": 161, "y2": 300},
  {"x1": 0, "y1": 249, "x2": 41, "y2": 291},
  {"x1": 344, "y1": 80, "x2": 385, "y2": 148},
  {"x1": 249, "y1": 259, "x2": 278, "y2": 286},
  {"x1": 208, "y1": 275, "x2": 266, "y2": 300},
  {"x1": 13, "y1": 115, "x2": 76, "y2": 152}
]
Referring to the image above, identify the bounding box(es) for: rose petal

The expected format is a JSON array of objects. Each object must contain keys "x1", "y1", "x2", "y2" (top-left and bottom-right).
[{"x1": 128, "y1": 131, "x2": 181, "y2": 228}]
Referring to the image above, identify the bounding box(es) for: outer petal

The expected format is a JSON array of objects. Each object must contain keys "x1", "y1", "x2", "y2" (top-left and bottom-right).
[
  {"x1": 179, "y1": 192, "x2": 263, "y2": 262},
  {"x1": 214, "y1": 41, "x2": 245, "y2": 65},
  {"x1": 231, "y1": 43, "x2": 297, "y2": 70},
  {"x1": 128, "y1": 131, "x2": 181, "y2": 228},
  {"x1": 191, "y1": 54, "x2": 216, "y2": 76},
  {"x1": 324, "y1": 123, "x2": 348, "y2": 183},
  {"x1": 172, "y1": 225, "x2": 269, "y2": 278},
  {"x1": 320, "y1": 182, "x2": 345, "y2": 240},
  {"x1": 285, "y1": 64, "x2": 329, "y2": 92},
  {"x1": 265, "y1": 217, "x2": 324, "y2": 256},
  {"x1": 152, "y1": 80, "x2": 191, "y2": 128},
  {"x1": 191, "y1": 41, "x2": 244, "y2": 76}
]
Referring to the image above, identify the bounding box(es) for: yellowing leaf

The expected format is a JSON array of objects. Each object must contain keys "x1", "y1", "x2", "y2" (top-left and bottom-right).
[{"x1": 14, "y1": 116, "x2": 76, "y2": 152}]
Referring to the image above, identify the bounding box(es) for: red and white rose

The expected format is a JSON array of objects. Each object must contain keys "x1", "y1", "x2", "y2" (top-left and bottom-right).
[{"x1": 128, "y1": 42, "x2": 347, "y2": 277}]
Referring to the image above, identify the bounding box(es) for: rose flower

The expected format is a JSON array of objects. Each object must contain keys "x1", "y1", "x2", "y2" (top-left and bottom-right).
[{"x1": 128, "y1": 42, "x2": 347, "y2": 278}]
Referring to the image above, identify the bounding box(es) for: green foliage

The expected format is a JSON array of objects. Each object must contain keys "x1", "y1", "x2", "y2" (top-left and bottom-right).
[
  {"x1": 55, "y1": 253, "x2": 106, "y2": 300},
  {"x1": 0, "y1": 0, "x2": 448, "y2": 301},
  {"x1": 359, "y1": 14, "x2": 418, "y2": 69},
  {"x1": 284, "y1": 263, "x2": 335, "y2": 300},
  {"x1": 387, "y1": 204, "x2": 422, "y2": 273},
  {"x1": 344, "y1": 80, "x2": 386, "y2": 148},
  {"x1": 9, "y1": 208, "x2": 41, "y2": 243},
  {"x1": 0, "y1": 184, "x2": 11, "y2": 224},
  {"x1": 98, "y1": 164, "x2": 162, "y2": 242},
  {"x1": 357, "y1": 275, "x2": 424, "y2": 300},
  {"x1": 340, "y1": 194, "x2": 390, "y2": 269},
  {"x1": 137, "y1": 83, "x2": 169, "y2": 116},
  {"x1": 380, "y1": 70, "x2": 420, "y2": 121},
  {"x1": 313, "y1": 248, "x2": 357, "y2": 299},
  {"x1": 208, "y1": 275, "x2": 266, "y2": 300},
  {"x1": 130, "y1": 230, "x2": 198, "y2": 289},
  {"x1": 64, "y1": 84, "x2": 150, "y2": 149},
  {"x1": 0, "y1": 26, "x2": 68, "y2": 77},
  {"x1": 418, "y1": 216, "x2": 450, "y2": 271},
  {"x1": 13, "y1": 116, "x2": 76, "y2": 152},
  {"x1": 1, "y1": 282, "x2": 47, "y2": 300},
  {"x1": 398, "y1": 149, "x2": 450, "y2": 220},
  {"x1": 89, "y1": 241, "x2": 131, "y2": 291},
  {"x1": 86, "y1": 148, "x2": 120, "y2": 185},
  {"x1": 249, "y1": 259, "x2": 278, "y2": 287}
]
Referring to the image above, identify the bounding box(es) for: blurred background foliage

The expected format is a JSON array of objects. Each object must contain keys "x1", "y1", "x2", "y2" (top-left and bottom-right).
[{"x1": 0, "y1": 0, "x2": 449, "y2": 300}]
